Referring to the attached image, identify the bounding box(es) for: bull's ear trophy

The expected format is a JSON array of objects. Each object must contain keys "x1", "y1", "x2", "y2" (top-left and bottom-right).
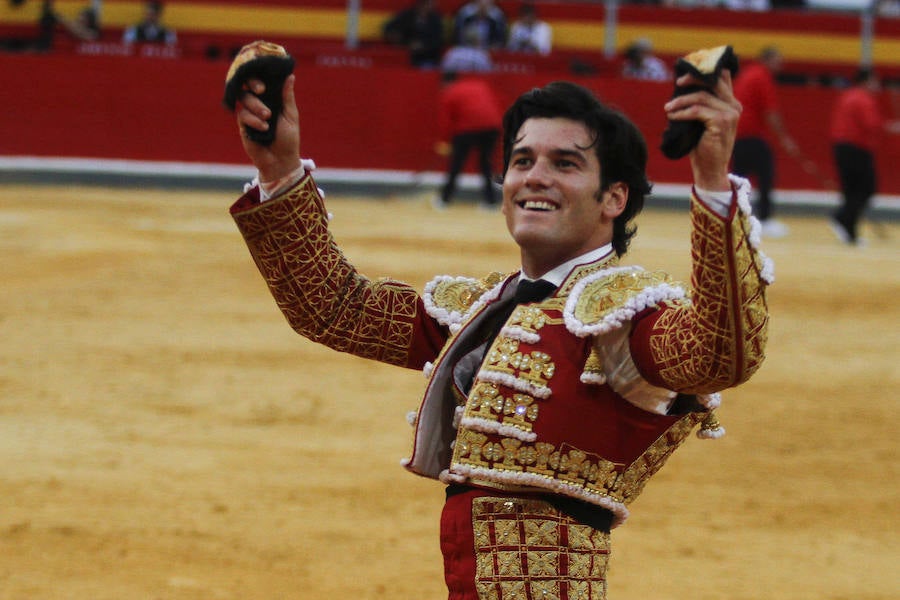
[
  {"x1": 223, "y1": 40, "x2": 296, "y2": 146},
  {"x1": 660, "y1": 45, "x2": 739, "y2": 160}
]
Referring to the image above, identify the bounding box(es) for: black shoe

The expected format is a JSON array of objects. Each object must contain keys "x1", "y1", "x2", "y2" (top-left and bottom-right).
[{"x1": 828, "y1": 215, "x2": 856, "y2": 245}]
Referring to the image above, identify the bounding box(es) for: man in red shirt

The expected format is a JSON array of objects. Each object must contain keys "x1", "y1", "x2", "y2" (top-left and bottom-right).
[
  {"x1": 434, "y1": 70, "x2": 504, "y2": 210},
  {"x1": 829, "y1": 68, "x2": 900, "y2": 244},
  {"x1": 732, "y1": 47, "x2": 801, "y2": 237}
]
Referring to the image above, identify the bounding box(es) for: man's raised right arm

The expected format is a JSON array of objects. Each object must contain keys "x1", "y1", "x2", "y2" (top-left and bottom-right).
[{"x1": 229, "y1": 75, "x2": 448, "y2": 369}]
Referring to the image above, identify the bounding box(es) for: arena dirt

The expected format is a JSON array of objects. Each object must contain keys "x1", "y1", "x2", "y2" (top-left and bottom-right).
[{"x1": 1, "y1": 185, "x2": 896, "y2": 599}]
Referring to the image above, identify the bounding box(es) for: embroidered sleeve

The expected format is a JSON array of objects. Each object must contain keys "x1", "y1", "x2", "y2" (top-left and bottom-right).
[
  {"x1": 631, "y1": 176, "x2": 772, "y2": 393},
  {"x1": 231, "y1": 175, "x2": 447, "y2": 368}
]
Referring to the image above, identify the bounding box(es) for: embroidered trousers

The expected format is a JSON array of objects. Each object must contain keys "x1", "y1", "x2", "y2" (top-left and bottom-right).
[{"x1": 441, "y1": 489, "x2": 611, "y2": 600}]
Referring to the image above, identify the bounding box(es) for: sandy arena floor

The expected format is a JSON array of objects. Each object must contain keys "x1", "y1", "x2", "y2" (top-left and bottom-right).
[{"x1": 0, "y1": 183, "x2": 897, "y2": 599}]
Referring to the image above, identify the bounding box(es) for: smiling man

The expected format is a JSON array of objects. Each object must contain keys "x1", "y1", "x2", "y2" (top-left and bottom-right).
[{"x1": 228, "y1": 46, "x2": 772, "y2": 599}]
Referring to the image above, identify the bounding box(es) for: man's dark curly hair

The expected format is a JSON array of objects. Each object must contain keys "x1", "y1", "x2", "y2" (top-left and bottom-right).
[{"x1": 501, "y1": 81, "x2": 653, "y2": 257}]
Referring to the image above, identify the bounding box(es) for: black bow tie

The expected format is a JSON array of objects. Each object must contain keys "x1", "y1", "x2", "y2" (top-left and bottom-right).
[
  {"x1": 487, "y1": 278, "x2": 555, "y2": 340},
  {"x1": 513, "y1": 278, "x2": 557, "y2": 305}
]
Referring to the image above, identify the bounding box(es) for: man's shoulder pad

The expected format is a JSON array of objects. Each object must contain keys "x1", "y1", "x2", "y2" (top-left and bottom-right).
[
  {"x1": 425, "y1": 273, "x2": 507, "y2": 315},
  {"x1": 566, "y1": 267, "x2": 686, "y2": 335}
]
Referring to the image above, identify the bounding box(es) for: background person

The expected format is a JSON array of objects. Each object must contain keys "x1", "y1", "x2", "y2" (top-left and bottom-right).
[
  {"x1": 433, "y1": 70, "x2": 503, "y2": 210},
  {"x1": 829, "y1": 68, "x2": 900, "y2": 245},
  {"x1": 731, "y1": 46, "x2": 804, "y2": 238},
  {"x1": 382, "y1": 0, "x2": 445, "y2": 69},
  {"x1": 122, "y1": 0, "x2": 176, "y2": 45},
  {"x1": 227, "y1": 42, "x2": 771, "y2": 598},
  {"x1": 506, "y1": 2, "x2": 552, "y2": 55},
  {"x1": 452, "y1": 0, "x2": 507, "y2": 49},
  {"x1": 2, "y1": 0, "x2": 100, "y2": 52},
  {"x1": 440, "y1": 25, "x2": 493, "y2": 73},
  {"x1": 621, "y1": 37, "x2": 670, "y2": 81}
]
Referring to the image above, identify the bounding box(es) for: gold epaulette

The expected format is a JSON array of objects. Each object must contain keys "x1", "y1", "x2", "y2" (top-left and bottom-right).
[
  {"x1": 565, "y1": 267, "x2": 687, "y2": 336},
  {"x1": 424, "y1": 272, "x2": 508, "y2": 328}
]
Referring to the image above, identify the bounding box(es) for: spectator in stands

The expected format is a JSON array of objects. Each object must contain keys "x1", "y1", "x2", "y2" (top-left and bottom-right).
[
  {"x1": 12, "y1": 0, "x2": 100, "y2": 52},
  {"x1": 440, "y1": 25, "x2": 493, "y2": 73},
  {"x1": 122, "y1": 1, "x2": 176, "y2": 45},
  {"x1": 433, "y1": 70, "x2": 503, "y2": 210},
  {"x1": 621, "y1": 38, "x2": 669, "y2": 82},
  {"x1": 732, "y1": 46, "x2": 803, "y2": 238},
  {"x1": 452, "y1": 0, "x2": 507, "y2": 50},
  {"x1": 877, "y1": 0, "x2": 900, "y2": 17},
  {"x1": 660, "y1": 0, "x2": 722, "y2": 8},
  {"x1": 507, "y1": 2, "x2": 552, "y2": 56},
  {"x1": 769, "y1": 0, "x2": 806, "y2": 7},
  {"x1": 64, "y1": 4, "x2": 100, "y2": 41},
  {"x1": 723, "y1": 0, "x2": 772, "y2": 11},
  {"x1": 382, "y1": 0, "x2": 445, "y2": 69},
  {"x1": 828, "y1": 69, "x2": 900, "y2": 245}
]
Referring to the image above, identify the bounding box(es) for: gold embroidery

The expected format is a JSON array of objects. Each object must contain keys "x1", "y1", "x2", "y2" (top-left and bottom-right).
[
  {"x1": 472, "y1": 497, "x2": 610, "y2": 600},
  {"x1": 485, "y1": 339, "x2": 556, "y2": 389},
  {"x1": 498, "y1": 551, "x2": 523, "y2": 576},
  {"x1": 611, "y1": 415, "x2": 700, "y2": 502},
  {"x1": 559, "y1": 257, "x2": 620, "y2": 295},
  {"x1": 582, "y1": 349, "x2": 604, "y2": 378},
  {"x1": 431, "y1": 272, "x2": 507, "y2": 314},
  {"x1": 453, "y1": 410, "x2": 703, "y2": 507},
  {"x1": 470, "y1": 383, "x2": 505, "y2": 418},
  {"x1": 527, "y1": 551, "x2": 559, "y2": 576},
  {"x1": 510, "y1": 305, "x2": 549, "y2": 332},
  {"x1": 464, "y1": 309, "x2": 559, "y2": 439},
  {"x1": 525, "y1": 519, "x2": 560, "y2": 546},
  {"x1": 572, "y1": 270, "x2": 674, "y2": 326},
  {"x1": 700, "y1": 409, "x2": 722, "y2": 433},
  {"x1": 507, "y1": 394, "x2": 539, "y2": 429},
  {"x1": 648, "y1": 200, "x2": 769, "y2": 392},
  {"x1": 233, "y1": 178, "x2": 420, "y2": 367}
]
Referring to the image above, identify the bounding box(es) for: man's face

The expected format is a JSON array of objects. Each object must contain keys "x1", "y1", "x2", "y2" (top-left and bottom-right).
[{"x1": 502, "y1": 117, "x2": 624, "y2": 276}]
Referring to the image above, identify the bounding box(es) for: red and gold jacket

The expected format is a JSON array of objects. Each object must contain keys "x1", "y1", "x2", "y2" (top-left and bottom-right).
[{"x1": 231, "y1": 171, "x2": 772, "y2": 527}]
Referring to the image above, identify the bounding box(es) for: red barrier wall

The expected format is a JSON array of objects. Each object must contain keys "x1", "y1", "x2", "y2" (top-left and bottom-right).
[{"x1": 2, "y1": 52, "x2": 899, "y2": 193}]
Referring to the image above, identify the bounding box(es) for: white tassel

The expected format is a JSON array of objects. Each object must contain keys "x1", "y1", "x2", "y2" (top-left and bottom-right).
[
  {"x1": 697, "y1": 409, "x2": 726, "y2": 440},
  {"x1": 697, "y1": 426, "x2": 726, "y2": 439},
  {"x1": 698, "y1": 392, "x2": 722, "y2": 409},
  {"x1": 580, "y1": 371, "x2": 607, "y2": 385}
]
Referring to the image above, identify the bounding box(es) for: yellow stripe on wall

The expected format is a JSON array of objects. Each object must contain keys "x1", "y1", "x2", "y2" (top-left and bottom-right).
[
  {"x1": 520, "y1": 21, "x2": 900, "y2": 66},
  {"x1": 612, "y1": 25, "x2": 874, "y2": 65},
  {"x1": 0, "y1": 2, "x2": 389, "y2": 39},
  {"x1": 170, "y1": 7, "x2": 349, "y2": 37}
]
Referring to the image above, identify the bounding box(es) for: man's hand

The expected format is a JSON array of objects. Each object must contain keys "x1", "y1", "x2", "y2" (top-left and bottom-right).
[
  {"x1": 236, "y1": 74, "x2": 301, "y2": 183},
  {"x1": 664, "y1": 69, "x2": 742, "y2": 191}
]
